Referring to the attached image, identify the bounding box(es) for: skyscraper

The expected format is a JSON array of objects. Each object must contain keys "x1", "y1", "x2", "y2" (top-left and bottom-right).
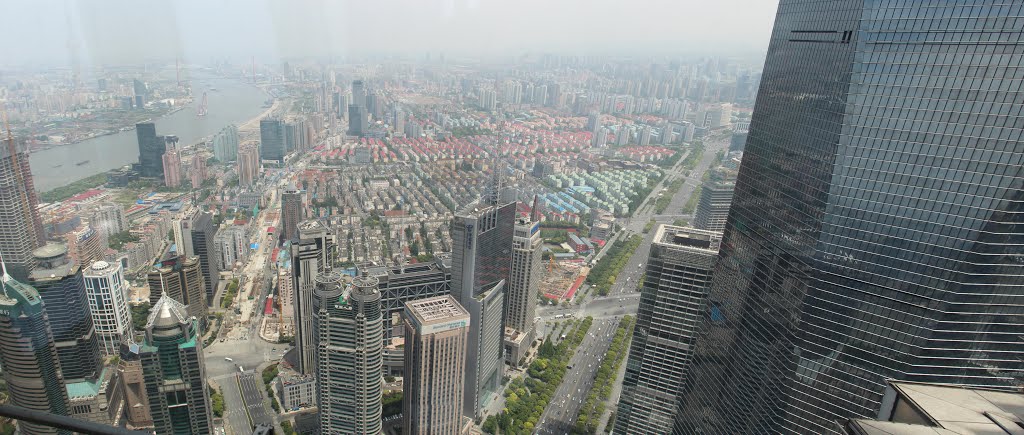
[
  {"x1": 290, "y1": 219, "x2": 335, "y2": 375},
  {"x1": 676, "y1": 3, "x2": 1024, "y2": 433},
  {"x1": 0, "y1": 275, "x2": 71, "y2": 435},
  {"x1": 614, "y1": 226, "x2": 719, "y2": 434},
  {"x1": 503, "y1": 215, "x2": 541, "y2": 367},
  {"x1": 28, "y1": 243, "x2": 102, "y2": 383},
  {"x1": 280, "y1": 188, "x2": 304, "y2": 242},
  {"x1": 403, "y1": 295, "x2": 470, "y2": 435},
  {"x1": 136, "y1": 123, "x2": 165, "y2": 178},
  {"x1": 237, "y1": 144, "x2": 260, "y2": 186},
  {"x1": 162, "y1": 141, "x2": 183, "y2": 188},
  {"x1": 259, "y1": 118, "x2": 286, "y2": 162},
  {"x1": 189, "y1": 211, "x2": 219, "y2": 301},
  {"x1": 0, "y1": 137, "x2": 44, "y2": 281},
  {"x1": 148, "y1": 254, "x2": 208, "y2": 332},
  {"x1": 212, "y1": 124, "x2": 239, "y2": 162},
  {"x1": 347, "y1": 104, "x2": 367, "y2": 137},
  {"x1": 314, "y1": 273, "x2": 383, "y2": 434},
  {"x1": 83, "y1": 260, "x2": 133, "y2": 356},
  {"x1": 351, "y1": 79, "x2": 366, "y2": 108},
  {"x1": 140, "y1": 295, "x2": 213, "y2": 435},
  {"x1": 189, "y1": 154, "x2": 207, "y2": 189},
  {"x1": 450, "y1": 200, "x2": 515, "y2": 419},
  {"x1": 692, "y1": 167, "x2": 737, "y2": 233}
]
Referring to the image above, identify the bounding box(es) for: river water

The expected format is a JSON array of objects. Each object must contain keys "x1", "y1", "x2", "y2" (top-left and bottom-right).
[{"x1": 30, "y1": 76, "x2": 267, "y2": 192}]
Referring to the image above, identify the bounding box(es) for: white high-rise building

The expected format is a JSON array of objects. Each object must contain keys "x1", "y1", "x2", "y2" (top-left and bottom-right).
[
  {"x1": 83, "y1": 260, "x2": 133, "y2": 356},
  {"x1": 314, "y1": 273, "x2": 383, "y2": 434}
]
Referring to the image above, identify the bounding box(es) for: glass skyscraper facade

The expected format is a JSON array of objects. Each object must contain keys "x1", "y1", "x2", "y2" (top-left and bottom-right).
[{"x1": 675, "y1": 1, "x2": 1024, "y2": 433}]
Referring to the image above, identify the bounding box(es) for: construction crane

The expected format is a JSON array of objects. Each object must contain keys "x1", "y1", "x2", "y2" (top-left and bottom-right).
[{"x1": 196, "y1": 92, "x2": 208, "y2": 117}]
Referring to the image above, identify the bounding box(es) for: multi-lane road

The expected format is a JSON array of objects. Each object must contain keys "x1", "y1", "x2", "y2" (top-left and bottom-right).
[{"x1": 534, "y1": 136, "x2": 731, "y2": 434}]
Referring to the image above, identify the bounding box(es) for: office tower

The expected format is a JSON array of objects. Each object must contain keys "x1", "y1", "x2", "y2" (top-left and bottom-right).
[
  {"x1": 237, "y1": 144, "x2": 260, "y2": 186},
  {"x1": 212, "y1": 124, "x2": 239, "y2": 162},
  {"x1": 614, "y1": 226, "x2": 720, "y2": 434},
  {"x1": 90, "y1": 204, "x2": 128, "y2": 239},
  {"x1": 290, "y1": 220, "x2": 335, "y2": 375},
  {"x1": 280, "y1": 188, "x2": 304, "y2": 242},
  {"x1": 347, "y1": 104, "x2": 367, "y2": 137},
  {"x1": 162, "y1": 142, "x2": 182, "y2": 188},
  {"x1": 83, "y1": 260, "x2": 133, "y2": 356},
  {"x1": 357, "y1": 260, "x2": 452, "y2": 346},
  {"x1": 132, "y1": 78, "x2": 148, "y2": 107},
  {"x1": 675, "y1": 3, "x2": 1024, "y2": 434},
  {"x1": 450, "y1": 200, "x2": 515, "y2": 419},
  {"x1": 189, "y1": 154, "x2": 207, "y2": 189},
  {"x1": 28, "y1": 243, "x2": 102, "y2": 383},
  {"x1": 259, "y1": 118, "x2": 286, "y2": 162},
  {"x1": 147, "y1": 254, "x2": 207, "y2": 332},
  {"x1": 116, "y1": 340, "x2": 153, "y2": 429},
  {"x1": 189, "y1": 211, "x2": 219, "y2": 301},
  {"x1": 214, "y1": 226, "x2": 247, "y2": 271},
  {"x1": 730, "y1": 131, "x2": 748, "y2": 152},
  {"x1": 693, "y1": 167, "x2": 737, "y2": 233},
  {"x1": 140, "y1": 295, "x2": 213, "y2": 435},
  {"x1": 0, "y1": 275, "x2": 71, "y2": 435},
  {"x1": 503, "y1": 215, "x2": 541, "y2": 367},
  {"x1": 136, "y1": 123, "x2": 165, "y2": 178},
  {"x1": 314, "y1": 273, "x2": 383, "y2": 435},
  {"x1": 65, "y1": 224, "x2": 102, "y2": 267},
  {"x1": 403, "y1": 295, "x2": 470, "y2": 435},
  {"x1": 0, "y1": 137, "x2": 44, "y2": 281},
  {"x1": 351, "y1": 79, "x2": 366, "y2": 108}
]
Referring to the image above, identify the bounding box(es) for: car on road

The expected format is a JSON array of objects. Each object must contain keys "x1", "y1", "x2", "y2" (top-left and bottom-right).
[{"x1": 224, "y1": 357, "x2": 233, "y2": 362}]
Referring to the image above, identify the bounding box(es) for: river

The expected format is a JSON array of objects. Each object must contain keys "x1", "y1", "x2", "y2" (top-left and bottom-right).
[{"x1": 30, "y1": 75, "x2": 267, "y2": 192}]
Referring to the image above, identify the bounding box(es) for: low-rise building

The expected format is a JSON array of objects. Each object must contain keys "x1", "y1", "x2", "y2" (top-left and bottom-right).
[{"x1": 276, "y1": 371, "x2": 316, "y2": 411}]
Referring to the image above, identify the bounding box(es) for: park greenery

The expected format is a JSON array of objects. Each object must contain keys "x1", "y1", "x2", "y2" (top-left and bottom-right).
[
  {"x1": 210, "y1": 386, "x2": 225, "y2": 418},
  {"x1": 262, "y1": 363, "x2": 281, "y2": 413},
  {"x1": 574, "y1": 316, "x2": 636, "y2": 434},
  {"x1": 586, "y1": 235, "x2": 643, "y2": 296},
  {"x1": 482, "y1": 317, "x2": 594, "y2": 435},
  {"x1": 130, "y1": 303, "x2": 151, "y2": 331},
  {"x1": 221, "y1": 278, "x2": 240, "y2": 309},
  {"x1": 382, "y1": 391, "x2": 403, "y2": 418},
  {"x1": 39, "y1": 172, "x2": 108, "y2": 203},
  {"x1": 107, "y1": 230, "x2": 140, "y2": 250}
]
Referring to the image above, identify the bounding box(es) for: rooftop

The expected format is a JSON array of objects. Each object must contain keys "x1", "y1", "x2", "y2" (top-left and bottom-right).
[
  {"x1": 406, "y1": 295, "x2": 469, "y2": 325},
  {"x1": 656, "y1": 225, "x2": 721, "y2": 251},
  {"x1": 844, "y1": 381, "x2": 1024, "y2": 435}
]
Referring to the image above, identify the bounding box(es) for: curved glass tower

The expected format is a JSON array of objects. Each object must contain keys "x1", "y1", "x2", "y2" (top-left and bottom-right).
[{"x1": 676, "y1": 1, "x2": 1024, "y2": 433}]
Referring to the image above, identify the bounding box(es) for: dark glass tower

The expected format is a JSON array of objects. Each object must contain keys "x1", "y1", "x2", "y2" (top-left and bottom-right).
[
  {"x1": 140, "y1": 295, "x2": 213, "y2": 435},
  {"x1": 189, "y1": 211, "x2": 219, "y2": 302},
  {"x1": 676, "y1": 1, "x2": 1024, "y2": 434},
  {"x1": 451, "y1": 200, "x2": 515, "y2": 419},
  {"x1": 0, "y1": 276, "x2": 71, "y2": 435},
  {"x1": 259, "y1": 118, "x2": 286, "y2": 162},
  {"x1": 136, "y1": 122, "x2": 165, "y2": 178},
  {"x1": 28, "y1": 243, "x2": 102, "y2": 383}
]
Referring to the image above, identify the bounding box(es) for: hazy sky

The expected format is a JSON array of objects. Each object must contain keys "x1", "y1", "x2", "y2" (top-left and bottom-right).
[{"x1": 0, "y1": 0, "x2": 778, "y2": 67}]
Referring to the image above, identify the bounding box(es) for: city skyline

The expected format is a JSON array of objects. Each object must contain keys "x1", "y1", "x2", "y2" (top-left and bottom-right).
[{"x1": 0, "y1": 0, "x2": 1022, "y2": 433}]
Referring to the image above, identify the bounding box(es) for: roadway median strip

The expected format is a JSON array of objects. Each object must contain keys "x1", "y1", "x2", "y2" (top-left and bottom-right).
[
  {"x1": 482, "y1": 317, "x2": 594, "y2": 435},
  {"x1": 574, "y1": 315, "x2": 635, "y2": 434}
]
